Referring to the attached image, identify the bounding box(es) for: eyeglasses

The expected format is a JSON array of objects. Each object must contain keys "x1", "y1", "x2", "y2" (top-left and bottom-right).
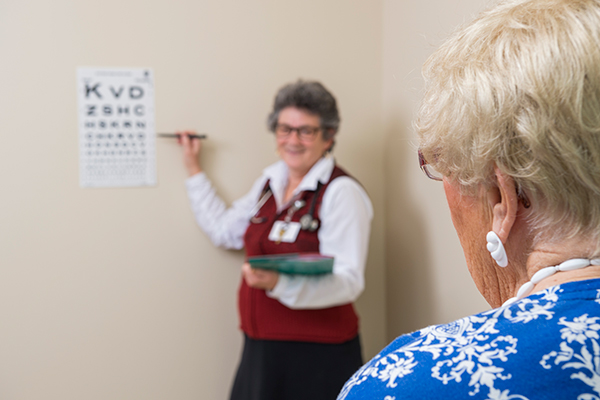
[
  {"x1": 418, "y1": 149, "x2": 443, "y2": 181},
  {"x1": 275, "y1": 124, "x2": 321, "y2": 142}
]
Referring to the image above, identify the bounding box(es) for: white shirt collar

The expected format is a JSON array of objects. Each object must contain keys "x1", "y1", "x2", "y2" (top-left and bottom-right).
[{"x1": 263, "y1": 154, "x2": 335, "y2": 209}]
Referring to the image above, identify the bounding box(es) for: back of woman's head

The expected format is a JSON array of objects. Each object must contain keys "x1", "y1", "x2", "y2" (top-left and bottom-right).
[{"x1": 417, "y1": 0, "x2": 600, "y2": 249}]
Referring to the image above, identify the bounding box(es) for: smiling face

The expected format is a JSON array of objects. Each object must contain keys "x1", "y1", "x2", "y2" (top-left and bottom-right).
[{"x1": 275, "y1": 107, "x2": 334, "y2": 178}]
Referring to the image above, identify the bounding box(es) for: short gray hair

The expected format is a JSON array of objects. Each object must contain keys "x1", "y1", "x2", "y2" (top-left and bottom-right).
[
  {"x1": 416, "y1": 0, "x2": 600, "y2": 250},
  {"x1": 267, "y1": 80, "x2": 340, "y2": 141}
]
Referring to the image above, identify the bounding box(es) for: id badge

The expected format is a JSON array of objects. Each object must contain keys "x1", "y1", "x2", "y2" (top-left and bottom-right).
[{"x1": 268, "y1": 221, "x2": 301, "y2": 243}]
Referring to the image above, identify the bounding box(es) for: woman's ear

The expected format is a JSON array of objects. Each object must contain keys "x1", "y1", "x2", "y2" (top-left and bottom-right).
[
  {"x1": 489, "y1": 166, "x2": 519, "y2": 243},
  {"x1": 324, "y1": 130, "x2": 335, "y2": 152}
]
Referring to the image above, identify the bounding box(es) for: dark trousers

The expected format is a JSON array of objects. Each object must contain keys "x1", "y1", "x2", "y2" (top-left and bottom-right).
[{"x1": 230, "y1": 334, "x2": 363, "y2": 400}]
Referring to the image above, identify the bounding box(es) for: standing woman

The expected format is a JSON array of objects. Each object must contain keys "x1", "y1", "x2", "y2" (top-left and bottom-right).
[{"x1": 178, "y1": 80, "x2": 373, "y2": 400}]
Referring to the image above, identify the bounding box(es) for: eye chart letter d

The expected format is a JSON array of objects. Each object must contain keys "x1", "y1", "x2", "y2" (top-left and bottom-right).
[{"x1": 77, "y1": 67, "x2": 156, "y2": 188}]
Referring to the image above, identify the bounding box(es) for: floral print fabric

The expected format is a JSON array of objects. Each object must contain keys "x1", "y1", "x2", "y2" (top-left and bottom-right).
[{"x1": 338, "y1": 279, "x2": 600, "y2": 400}]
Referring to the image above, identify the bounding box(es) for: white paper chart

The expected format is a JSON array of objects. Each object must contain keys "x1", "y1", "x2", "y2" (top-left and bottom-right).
[{"x1": 77, "y1": 67, "x2": 156, "y2": 188}]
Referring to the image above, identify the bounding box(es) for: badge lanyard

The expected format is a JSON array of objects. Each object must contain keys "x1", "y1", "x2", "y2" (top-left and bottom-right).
[{"x1": 274, "y1": 199, "x2": 306, "y2": 244}]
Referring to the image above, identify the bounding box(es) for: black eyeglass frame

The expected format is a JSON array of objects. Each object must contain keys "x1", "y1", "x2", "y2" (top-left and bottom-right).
[{"x1": 274, "y1": 124, "x2": 322, "y2": 142}]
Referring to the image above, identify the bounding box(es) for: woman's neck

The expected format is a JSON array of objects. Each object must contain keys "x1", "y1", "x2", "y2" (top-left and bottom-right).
[
  {"x1": 501, "y1": 254, "x2": 600, "y2": 307},
  {"x1": 284, "y1": 175, "x2": 303, "y2": 204},
  {"x1": 284, "y1": 162, "x2": 315, "y2": 203},
  {"x1": 283, "y1": 154, "x2": 328, "y2": 203},
  {"x1": 522, "y1": 240, "x2": 600, "y2": 294}
]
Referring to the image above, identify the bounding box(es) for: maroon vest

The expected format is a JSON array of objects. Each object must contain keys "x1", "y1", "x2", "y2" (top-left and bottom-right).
[{"x1": 240, "y1": 166, "x2": 359, "y2": 343}]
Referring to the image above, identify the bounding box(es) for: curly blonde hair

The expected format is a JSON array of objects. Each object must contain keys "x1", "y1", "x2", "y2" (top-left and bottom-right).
[{"x1": 417, "y1": 0, "x2": 600, "y2": 248}]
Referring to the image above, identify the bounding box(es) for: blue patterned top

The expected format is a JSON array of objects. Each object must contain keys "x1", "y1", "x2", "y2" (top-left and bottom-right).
[{"x1": 338, "y1": 279, "x2": 600, "y2": 400}]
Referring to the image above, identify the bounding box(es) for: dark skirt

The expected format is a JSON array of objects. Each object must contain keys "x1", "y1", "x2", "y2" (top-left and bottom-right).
[{"x1": 229, "y1": 334, "x2": 363, "y2": 400}]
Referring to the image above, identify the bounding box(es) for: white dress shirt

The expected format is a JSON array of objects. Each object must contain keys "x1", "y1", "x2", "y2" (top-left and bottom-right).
[{"x1": 185, "y1": 155, "x2": 373, "y2": 309}]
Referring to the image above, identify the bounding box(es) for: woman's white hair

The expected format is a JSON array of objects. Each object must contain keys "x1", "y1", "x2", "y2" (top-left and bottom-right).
[{"x1": 417, "y1": 0, "x2": 600, "y2": 251}]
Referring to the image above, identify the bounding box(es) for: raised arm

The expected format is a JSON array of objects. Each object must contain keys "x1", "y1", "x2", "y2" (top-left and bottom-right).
[{"x1": 179, "y1": 132, "x2": 267, "y2": 249}]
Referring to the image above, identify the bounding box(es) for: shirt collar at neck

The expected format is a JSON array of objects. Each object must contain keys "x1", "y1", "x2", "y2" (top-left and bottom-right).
[{"x1": 263, "y1": 154, "x2": 335, "y2": 208}]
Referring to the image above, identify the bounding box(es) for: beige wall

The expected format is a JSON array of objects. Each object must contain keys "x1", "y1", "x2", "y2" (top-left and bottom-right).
[
  {"x1": 382, "y1": 0, "x2": 491, "y2": 338},
  {"x1": 1, "y1": 0, "x2": 500, "y2": 398},
  {"x1": 0, "y1": 1, "x2": 385, "y2": 399}
]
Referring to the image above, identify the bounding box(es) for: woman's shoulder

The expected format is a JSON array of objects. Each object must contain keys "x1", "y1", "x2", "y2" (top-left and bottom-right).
[
  {"x1": 339, "y1": 291, "x2": 600, "y2": 399},
  {"x1": 321, "y1": 174, "x2": 373, "y2": 218}
]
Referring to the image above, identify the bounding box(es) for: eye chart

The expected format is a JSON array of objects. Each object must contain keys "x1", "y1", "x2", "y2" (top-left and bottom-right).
[{"x1": 77, "y1": 67, "x2": 156, "y2": 188}]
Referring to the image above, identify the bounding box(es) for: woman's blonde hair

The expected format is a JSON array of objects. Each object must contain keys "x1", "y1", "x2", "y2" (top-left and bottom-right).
[{"x1": 417, "y1": 0, "x2": 600, "y2": 248}]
